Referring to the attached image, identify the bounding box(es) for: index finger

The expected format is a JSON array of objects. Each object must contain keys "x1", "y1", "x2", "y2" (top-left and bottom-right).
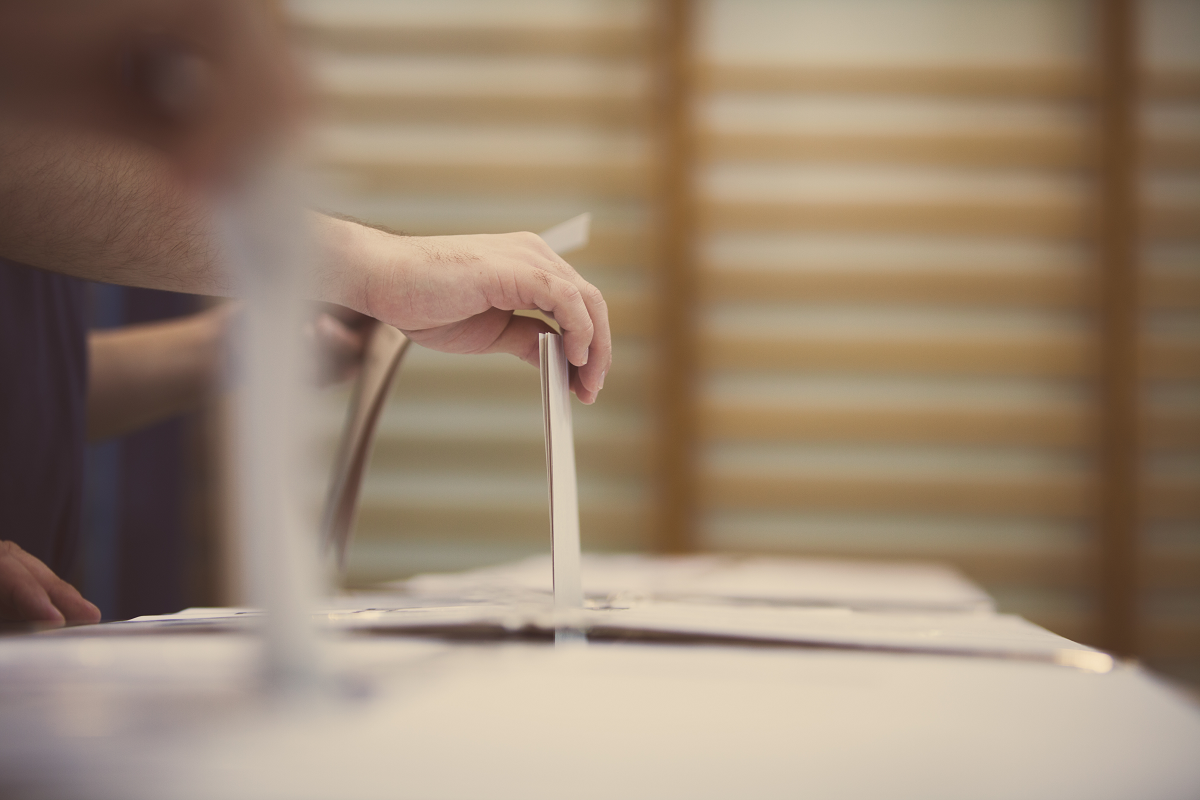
[
  {"x1": 531, "y1": 247, "x2": 612, "y2": 400},
  {"x1": 9, "y1": 546, "x2": 100, "y2": 623},
  {"x1": 0, "y1": 552, "x2": 63, "y2": 623}
]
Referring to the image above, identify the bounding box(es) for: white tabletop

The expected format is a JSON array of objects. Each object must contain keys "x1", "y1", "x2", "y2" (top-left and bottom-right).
[{"x1": 1, "y1": 555, "x2": 1197, "y2": 800}]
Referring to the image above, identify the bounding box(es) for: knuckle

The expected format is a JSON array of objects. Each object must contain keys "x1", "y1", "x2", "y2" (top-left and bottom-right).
[
  {"x1": 583, "y1": 283, "x2": 606, "y2": 307},
  {"x1": 530, "y1": 268, "x2": 553, "y2": 291},
  {"x1": 559, "y1": 282, "x2": 584, "y2": 305}
]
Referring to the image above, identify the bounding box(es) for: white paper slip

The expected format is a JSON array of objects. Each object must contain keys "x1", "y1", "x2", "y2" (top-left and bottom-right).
[
  {"x1": 538, "y1": 212, "x2": 590, "y2": 255},
  {"x1": 540, "y1": 332, "x2": 583, "y2": 609}
]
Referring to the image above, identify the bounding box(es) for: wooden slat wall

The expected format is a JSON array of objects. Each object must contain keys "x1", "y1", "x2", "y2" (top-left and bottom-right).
[
  {"x1": 286, "y1": 0, "x2": 1200, "y2": 687},
  {"x1": 290, "y1": 0, "x2": 657, "y2": 583},
  {"x1": 691, "y1": 0, "x2": 1171, "y2": 659},
  {"x1": 1138, "y1": 0, "x2": 1200, "y2": 686}
]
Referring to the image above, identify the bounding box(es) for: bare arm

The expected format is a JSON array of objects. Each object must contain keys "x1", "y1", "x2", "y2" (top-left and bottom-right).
[
  {"x1": 0, "y1": 129, "x2": 611, "y2": 403},
  {"x1": 0, "y1": 120, "x2": 226, "y2": 296},
  {"x1": 87, "y1": 305, "x2": 231, "y2": 442},
  {"x1": 87, "y1": 302, "x2": 372, "y2": 441}
]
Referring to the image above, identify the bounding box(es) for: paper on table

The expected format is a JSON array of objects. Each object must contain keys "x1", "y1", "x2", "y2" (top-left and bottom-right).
[
  {"x1": 400, "y1": 553, "x2": 994, "y2": 613},
  {"x1": 540, "y1": 332, "x2": 583, "y2": 609},
  {"x1": 320, "y1": 213, "x2": 593, "y2": 571},
  {"x1": 103, "y1": 593, "x2": 1106, "y2": 672}
]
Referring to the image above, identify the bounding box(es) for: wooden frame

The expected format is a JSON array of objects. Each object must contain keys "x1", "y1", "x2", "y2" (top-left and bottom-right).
[{"x1": 1095, "y1": 0, "x2": 1142, "y2": 658}]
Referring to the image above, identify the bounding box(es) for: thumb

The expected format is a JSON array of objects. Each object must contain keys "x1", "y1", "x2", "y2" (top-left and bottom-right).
[{"x1": 481, "y1": 313, "x2": 557, "y2": 368}]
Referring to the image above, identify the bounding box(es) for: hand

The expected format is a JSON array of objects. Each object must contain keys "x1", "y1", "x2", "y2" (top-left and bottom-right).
[
  {"x1": 339, "y1": 226, "x2": 611, "y2": 404},
  {"x1": 0, "y1": 541, "x2": 100, "y2": 624}
]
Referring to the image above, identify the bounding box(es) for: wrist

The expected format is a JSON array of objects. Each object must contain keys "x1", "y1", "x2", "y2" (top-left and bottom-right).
[{"x1": 311, "y1": 213, "x2": 406, "y2": 319}]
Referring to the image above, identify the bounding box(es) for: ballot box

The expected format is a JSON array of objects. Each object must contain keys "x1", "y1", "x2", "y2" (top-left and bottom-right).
[{"x1": 1, "y1": 554, "x2": 1198, "y2": 800}]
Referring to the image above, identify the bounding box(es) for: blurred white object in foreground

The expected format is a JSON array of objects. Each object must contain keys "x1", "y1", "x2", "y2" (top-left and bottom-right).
[{"x1": 216, "y1": 163, "x2": 323, "y2": 694}]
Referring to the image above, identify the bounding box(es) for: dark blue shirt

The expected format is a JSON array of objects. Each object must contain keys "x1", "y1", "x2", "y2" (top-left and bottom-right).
[{"x1": 0, "y1": 259, "x2": 87, "y2": 576}]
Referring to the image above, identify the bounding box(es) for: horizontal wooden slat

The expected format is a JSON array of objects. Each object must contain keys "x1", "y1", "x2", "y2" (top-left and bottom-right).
[
  {"x1": 1142, "y1": 270, "x2": 1200, "y2": 311},
  {"x1": 703, "y1": 333, "x2": 1198, "y2": 380},
  {"x1": 706, "y1": 542, "x2": 1200, "y2": 592},
  {"x1": 1146, "y1": 410, "x2": 1200, "y2": 451},
  {"x1": 700, "y1": 64, "x2": 1095, "y2": 99},
  {"x1": 701, "y1": 130, "x2": 1093, "y2": 169},
  {"x1": 701, "y1": 402, "x2": 1092, "y2": 447},
  {"x1": 703, "y1": 267, "x2": 1200, "y2": 312},
  {"x1": 1143, "y1": 622, "x2": 1200, "y2": 659},
  {"x1": 703, "y1": 332, "x2": 1092, "y2": 377},
  {"x1": 363, "y1": 437, "x2": 648, "y2": 477},
  {"x1": 1145, "y1": 70, "x2": 1200, "y2": 101},
  {"x1": 702, "y1": 472, "x2": 1090, "y2": 517},
  {"x1": 317, "y1": 158, "x2": 649, "y2": 198},
  {"x1": 1143, "y1": 339, "x2": 1200, "y2": 380},
  {"x1": 1144, "y1": 546, "x2": 1200, "y2": 590},
  {"x1": 1145, "y1": 478, "x2": 1200, "y2": 521},
  {"x1": 316, "y1": 92, "x2": 646, "y2": 127},
  {"x1": 292, "y1": 20, "x2": 648, "y2": 57},
  {"x1": 353, "y1": 501, "x2": 645, "y2": 546},
  {"x1": 387, "y1": 364, "x2": 647, "y2": 406},
  {"x1": 701, "y1": 65, "x2": 1199, "y2": 101},
  {"x1": 703, "y1": 403, "x2": 1200, "y2": 451},
  {"x1": 704, "y1": 542, "x2": 1088, "y2": 587},
  {"x1": 561, "y1": 227, "x2": 653, "y2": 271},
  {"x1": 703, "y1": 130, "x2": 1200, "y2": 171},
  {"x1": 1145, "y1": 203, "x2": 1200, "y2": 240},
  {"x1": 703, "y1": 472, "x2": 1198, "y2": 520},
  {"x1": 601, "y1": 289, "x2": 654, "y2": 338},
  {"x1": 700, "y1": 400, "x2": 1200, "y2": 450},
  {"x1": 1145, "y1": 134, "x2": 1200, "y2": 170},
  {"x1": 701, "y1": 267, "x2": 1089, "y2": 308},
  {"x1": 700, "y1": 199, "x2": 1089, "y2": 237}
]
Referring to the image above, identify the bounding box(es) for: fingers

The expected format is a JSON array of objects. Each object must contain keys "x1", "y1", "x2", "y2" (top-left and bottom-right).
[
  {"x1": 523, "y1": 270, "x2": 595, "y2": 368},
  {"x1": 0, "y1": 541, "x2": 99, "y2": 624},
  {"x1": 0, "y1": 556, "x2": 62, "y2": 623},
  {"x1": 479, "y1": 314, "x2": 601, "y2": 404},
  {"x1": 568, "y1": 364, "x2": 598, "y2": 406},
  {"x1": 482, "y1": 313, "x2": 553, "y2": 368},
  {"x1": 570, "y1": 279, "x2": 611, "y2": 396},
  {"x1": 520, "y1": 235, "x2": 611, "y2": 396},
  {"x1": 362, "y1": 229, "x2": 612, "y2": 401},
  {"x1": 9, "y1": 545, "x2": 101, "y2": 623}
]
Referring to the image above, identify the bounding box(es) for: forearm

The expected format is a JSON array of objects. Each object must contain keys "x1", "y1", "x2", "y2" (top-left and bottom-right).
[
  {"x1": 87, "y1": 306, "x2": 231, "y2": 441},
  {"x1": 0, "y1": 120, "x2": 372, "y2": 308},
  {"x1": 0, "y1": 123, "x2": 610, "y2": 400},
  {"x1": 0, "y1": 119, "x2": 227, "y2": 295}
]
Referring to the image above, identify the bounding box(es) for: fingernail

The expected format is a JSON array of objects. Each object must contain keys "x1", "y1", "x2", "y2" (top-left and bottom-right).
[{"x1": 598, "y1": 369, "x2": 606, "y2": 390}]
